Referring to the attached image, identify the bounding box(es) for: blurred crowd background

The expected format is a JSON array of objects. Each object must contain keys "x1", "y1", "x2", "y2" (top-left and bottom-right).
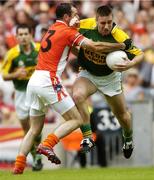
[{"x1": 1, "y1": 0, "x2": 154, "y2": 126}]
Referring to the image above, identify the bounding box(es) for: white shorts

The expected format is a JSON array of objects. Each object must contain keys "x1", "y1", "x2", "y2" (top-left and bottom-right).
[
  {"x1": 79, "y1": 70, "x2": 122, "y2": 97},
  {"x1": 15, "y1": 90, "x2": 29, "y2": 120},
  {"x1": 26, "y1": 70, "x2": 75, "y2": 116}
]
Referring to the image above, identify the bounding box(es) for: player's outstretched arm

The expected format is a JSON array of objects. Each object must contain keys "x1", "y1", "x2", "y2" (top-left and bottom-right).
[
  {"x1": 80, "y1": 38, "x2": 127, "y2": 53},
  {"x1": 71, "y1": 46, "x2": 80, "y2": 56}
]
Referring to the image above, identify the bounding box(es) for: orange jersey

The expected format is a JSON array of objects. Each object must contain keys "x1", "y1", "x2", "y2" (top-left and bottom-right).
[{"x1": 36, "y1": 20, "x2": 85, "y2": 77}]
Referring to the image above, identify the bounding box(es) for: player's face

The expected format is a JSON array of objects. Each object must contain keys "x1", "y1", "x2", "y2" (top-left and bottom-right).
[
  {"x1": 69, "y1": 6, "x2": 79, "y2": 25},
  {"x1": 16, "y1": 28, "x2": 32, "y2": 46},
  {"x1": 97, "y1": 14, "x2": 113, "y2": 36},
  {"x1": 71, "y1": 6, "x2": 79, "y2": 19}
]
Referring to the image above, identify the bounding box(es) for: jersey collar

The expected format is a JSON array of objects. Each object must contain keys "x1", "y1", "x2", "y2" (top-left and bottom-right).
[
  {"x1": 20, "y1": 42, "x2": 35, "y2": 54},
  {"x1": 56, "y1": 20, "x2": 68, "y2": 26},
  {"x1": 111, "y1": 22, "x2": 117, "y2": 33}
]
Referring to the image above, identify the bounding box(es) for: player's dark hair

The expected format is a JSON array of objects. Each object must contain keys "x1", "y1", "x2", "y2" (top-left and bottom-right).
[
  {"x1": 16, "y1": 24, "x2": 32, "y2": 34},
  {"x1": 96, "y1": 5, "x2": 112, "y2": 17},
  {"x1": 56, "y1": 3, "x2": 72, "y2": 19}
]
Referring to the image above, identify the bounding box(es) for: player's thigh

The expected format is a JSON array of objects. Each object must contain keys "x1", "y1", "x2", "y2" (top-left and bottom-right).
[
  {"x1": 73, "y1": 77, "x2": 97, "y2": 99},
  {"x1": 104, "y1": 92, "x2": 127, "y2": 116}
]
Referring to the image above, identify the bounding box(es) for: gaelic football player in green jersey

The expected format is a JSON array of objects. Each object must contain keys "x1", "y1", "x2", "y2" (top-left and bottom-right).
[
  {"x1": 1, "y1": 24, "x2": 43, "y2": 170},
  {"x1": 73, "y1": 5, "x2": 144, "y2": 158}
]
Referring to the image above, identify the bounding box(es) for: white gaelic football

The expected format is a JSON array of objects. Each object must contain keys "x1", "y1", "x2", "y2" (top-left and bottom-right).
[{"x1": 106, "y1": 51, "x2": 128, "y2": 70}]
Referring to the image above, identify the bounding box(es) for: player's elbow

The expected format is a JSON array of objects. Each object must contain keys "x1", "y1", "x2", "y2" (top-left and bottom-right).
[
  {"x1": 140, "y1": 52, "x2": 144, "y2": 59},
  {"x1": 2, "y1": 74, "x2": 7, "y2": 81},
  {"x1": 138, "y1": 52, "x2": 144, "y2": 62},
  {"x1": 2, "y1": 73, "x2": 12, "y2": 81},
  {"x1": 82, "y1": 39, "x2": 97, "y2": 52}
]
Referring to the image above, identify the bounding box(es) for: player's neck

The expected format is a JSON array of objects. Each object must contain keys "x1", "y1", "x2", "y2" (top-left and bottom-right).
[{"x1": 22, "y1": 44, "x2": 32, "y2": 55}]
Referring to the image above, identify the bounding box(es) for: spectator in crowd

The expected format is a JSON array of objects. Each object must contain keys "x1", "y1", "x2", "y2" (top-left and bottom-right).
[
  {"x1": 15, "y1": 10, "x2": 33, "y2": 25},
  {"x1": 0, "y1": 89, "x2": 16, "y2": 125},
  {"x1": 28, "y1": 1, "x2": 41, "y2": 21},
  {"x1": 114, "y1": 10, "x2": 130, "y2": 32},
  {"x1": 130, "y1": 10, "x2": 150, "y2": 49},
  {"x1": 139, "y1": 48, "x2": 154, "y2": 88},
  {"x1": 123, "y1": 68, "x2": 144, "y2": 104},
  {"x1": 121, "y1": 0, "x2": 139, "y2": 23},
  {"x1": 139, "y1": 0, "x2": 153, "y2": 11},
  {"x1": 0, "y1": 74, "x2": 14, "y2": 106},
  {"x1": 34, "y1": 12, "x2": 50, "y2": 42}
]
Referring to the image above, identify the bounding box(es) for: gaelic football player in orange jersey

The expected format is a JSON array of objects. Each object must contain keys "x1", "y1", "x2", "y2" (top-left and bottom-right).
[{"x1": 13, "y1": 3, "x2": 129, "y2": 174}]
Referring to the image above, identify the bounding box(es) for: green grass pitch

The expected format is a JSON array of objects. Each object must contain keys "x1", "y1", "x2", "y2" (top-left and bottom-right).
[{"x1": 0, "y1": 167, "x2": 154, "y2": 180}]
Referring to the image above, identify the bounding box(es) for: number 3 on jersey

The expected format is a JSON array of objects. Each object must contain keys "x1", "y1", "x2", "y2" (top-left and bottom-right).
[{"x1": 41, "y1": 30, "x2": 55, "y2": 52}]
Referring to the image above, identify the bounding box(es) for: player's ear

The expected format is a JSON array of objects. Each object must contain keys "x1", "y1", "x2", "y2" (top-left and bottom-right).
[
  {"x1": 96, "y1": 16, "x2": 98, "y2": 27},
  {"x1": 30, "y1": 34, "x2": 33, "y2": 40},
  {"x1": 16, "y1": 34, "x2": 19, "y2": 41},
  {"x1": 63, "y1": 14, "x2": 70, "y2": 23}
]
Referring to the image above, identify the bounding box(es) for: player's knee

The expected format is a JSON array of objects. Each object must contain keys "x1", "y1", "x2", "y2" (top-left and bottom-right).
[
  {"x1": 73, "y1": 92, "x2": 85, "y2": 104},
  {"x1": 77, "y1": 118, "x2": 84, "y2": 127},
  {"x1": 73, "y1": 119, "x2": 83, "y2": 129}
]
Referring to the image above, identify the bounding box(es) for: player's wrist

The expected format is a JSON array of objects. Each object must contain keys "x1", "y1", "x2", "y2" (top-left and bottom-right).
[
  {"x1": 120, "y1": 43, "x2": 126, "y2": 50},
  {"x1": 130, "y1": 61, "x2": 136, "y2": 67},
  {"x1": 123, "y1": 39, "x2": 132, "y2": 50},
  {"x1": 12, "y1": 72, "x2": 19, "y2": 79}
]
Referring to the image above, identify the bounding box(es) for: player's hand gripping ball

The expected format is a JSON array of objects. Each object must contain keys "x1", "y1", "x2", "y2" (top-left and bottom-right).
[{"x1": 106, "y1": 51, "x2": 129, "y2": 71}]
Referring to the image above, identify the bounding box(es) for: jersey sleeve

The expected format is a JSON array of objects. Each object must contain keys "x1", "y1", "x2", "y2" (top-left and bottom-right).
[
  {"x1": 1, "y1": 46, "x2": 19, "y2": 75},
  {"x1": 79, "y1": 18, "x2": 96, "y2": 35},
  {"x1": 1, "y1": 50, "x2": 14, "y2": 75},
  {"x1": 80, "y1": 18, "x2": 96, "y2": 29},
  {"x1": 111, "y1": 25, "x2": 143, "y2": 59},
  {"x1": 68, "y1": 28, "x2": 85, "y2": 47},
  {"x1": 35, "y1": 42, "x2": 41, "y2": 51}
]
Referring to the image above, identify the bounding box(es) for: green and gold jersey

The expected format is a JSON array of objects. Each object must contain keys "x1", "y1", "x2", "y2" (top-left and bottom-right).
[
  {"x1": 1, "y1": 42, "x2": 40, "y2": 91},
  {"x1": 78, "y1": 18, "x2": 143, "y2": 76}
]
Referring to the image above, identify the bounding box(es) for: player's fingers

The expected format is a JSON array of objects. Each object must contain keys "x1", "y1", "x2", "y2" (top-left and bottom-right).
[
  {"x1": 112, "y1": 66, "x2": 127, "y2": 71},
  {"x1": 122, "y1": 57, "x2": 130, "y2": 61},
  {"x1": 114, "y1": 64, "x2": 127, "y2": 68}
]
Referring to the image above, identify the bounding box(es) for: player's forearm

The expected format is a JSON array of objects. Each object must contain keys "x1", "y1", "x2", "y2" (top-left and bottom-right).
[
  {"x1": 71, "y1": 46, "x2": 79, "y2": 56},
  {"x1": 93, "y1": 42, "x2": 126, "y2": 52},
  {"x1": 130, "y1": 53, "x2": 144, "y2": 66},
  {"x1": 81, "y1": 39, "x2": 125, "y2": 53},
  {"x1": 2, "y1": 72, "x2": 18, "y2": 81}
]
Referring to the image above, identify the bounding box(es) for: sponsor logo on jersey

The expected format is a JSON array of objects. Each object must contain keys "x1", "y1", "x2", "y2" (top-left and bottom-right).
[
  {"x1": 83, "y1": 49, "x2": 107, "y2": 65},
  {"x1": 18, "y1": 60, "x2": 25, "y2": 67}
]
